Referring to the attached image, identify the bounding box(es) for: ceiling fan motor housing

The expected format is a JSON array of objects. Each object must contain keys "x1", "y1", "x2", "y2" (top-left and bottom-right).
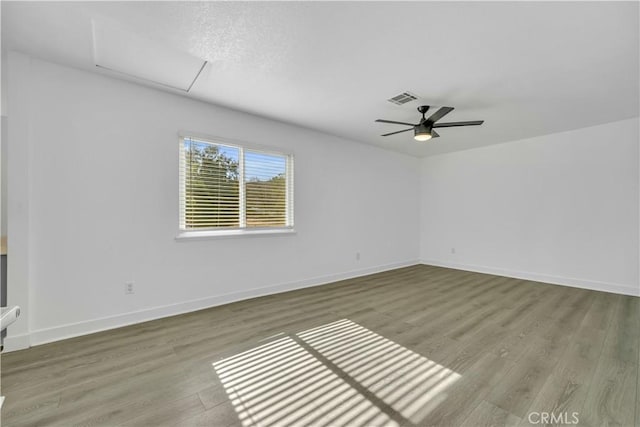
[{"x1": 415, "y1": 122, "x2": 432, "y2": 136}]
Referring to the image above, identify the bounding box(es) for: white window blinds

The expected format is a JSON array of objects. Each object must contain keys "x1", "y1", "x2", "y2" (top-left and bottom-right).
[{"x1": 180, "y1": 137, "x2": 293, "y2": 231}]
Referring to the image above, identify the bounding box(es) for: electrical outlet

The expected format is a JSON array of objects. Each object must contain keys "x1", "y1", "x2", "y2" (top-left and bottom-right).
[
  {"x1": 356, "y1": 252, "x2": 361, "y2": 261},
  {"x1": 125, "y1": 281, "x2": 135, "y2": 295}
]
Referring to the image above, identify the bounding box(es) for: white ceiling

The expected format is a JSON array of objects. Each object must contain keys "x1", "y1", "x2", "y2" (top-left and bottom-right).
[{"x1": 2, "y1": 1, "x2": 638, "y2": 157}]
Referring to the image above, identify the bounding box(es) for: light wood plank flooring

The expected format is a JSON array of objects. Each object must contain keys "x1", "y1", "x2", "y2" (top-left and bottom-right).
[{"x1": 1, "y1": 265, "x2": 638, "y2": 426}]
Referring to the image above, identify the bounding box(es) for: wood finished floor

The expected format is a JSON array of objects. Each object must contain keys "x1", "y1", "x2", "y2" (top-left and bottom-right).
[{"x1": 1, "y1": 265, "x2": 639, "y2": 427}]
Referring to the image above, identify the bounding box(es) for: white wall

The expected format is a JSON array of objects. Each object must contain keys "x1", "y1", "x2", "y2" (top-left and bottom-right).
[
  {"x1": 1, "y1": 48, "x2": 7, "y2": 236},
  {"x1": 4, "y1": 52, "x2": 420, "y2": 349},
  {"x1": 419, "y1": 117, "x2": 640, "y2": 296},
  {"x1": 4, "y1": 53, "x2": 32, "y2": 350},
  {"x1": 5, "y1": 50, "x2": 638, "y2": 351}
]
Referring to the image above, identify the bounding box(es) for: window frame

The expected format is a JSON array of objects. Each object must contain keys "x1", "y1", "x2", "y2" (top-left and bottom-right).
[{"x1": 177, "y1": 133, "x2": 295, "y2": 240}]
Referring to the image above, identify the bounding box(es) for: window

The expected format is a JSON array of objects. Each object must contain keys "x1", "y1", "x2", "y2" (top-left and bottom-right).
[{"x1": 179, "y1": 136, "x2": 294, "y2": 234}]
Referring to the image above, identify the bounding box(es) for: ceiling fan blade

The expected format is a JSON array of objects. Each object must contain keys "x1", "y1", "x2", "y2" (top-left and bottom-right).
[
  {"x1": 375, "y1": 119, "x2": 417, "y2": 126},
  {"x1": 431, "y1": 130, "x2": 440, "y2": 138},
  {"x1": 433, "y1": 120, "x2": 484, "y2": 128},
  {"x1": 427, "y1": 107, "x2": 454, "y2": 123},
  {"x1": 381, "y1": 128, "x2": 414, "y2": 137}
]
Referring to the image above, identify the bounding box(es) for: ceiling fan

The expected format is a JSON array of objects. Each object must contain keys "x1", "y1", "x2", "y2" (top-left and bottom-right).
[{"x1": 376, "y1": 105, "x2": 484, "y2": 141}]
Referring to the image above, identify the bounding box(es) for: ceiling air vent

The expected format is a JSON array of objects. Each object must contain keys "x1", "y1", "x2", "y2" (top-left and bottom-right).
[{"x1": 387, "y1": 92, "x2": 418, "y2": 106}]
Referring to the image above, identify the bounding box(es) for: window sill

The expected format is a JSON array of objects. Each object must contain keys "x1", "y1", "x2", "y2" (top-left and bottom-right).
[{"x1": 175, "y1": 228, "x2": 296, "y2": 241}]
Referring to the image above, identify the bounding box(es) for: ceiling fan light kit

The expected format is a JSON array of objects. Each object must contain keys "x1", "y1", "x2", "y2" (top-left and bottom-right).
[
  {"x1": 414, "y1": 123, "x2": 432, "y2": 142},
  {"x1": 376, "y1": 105, "x2": 484, "y2": 142}
]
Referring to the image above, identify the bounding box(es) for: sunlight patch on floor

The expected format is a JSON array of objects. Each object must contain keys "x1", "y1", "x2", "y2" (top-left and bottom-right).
[{"x1": 213, "y1": 319, "x2": 460, "y2": 426}]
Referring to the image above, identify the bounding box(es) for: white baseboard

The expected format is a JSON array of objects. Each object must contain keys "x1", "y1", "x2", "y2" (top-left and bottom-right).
[
  {"x1": 22, "y1": 259, "x2": 420, "y2": 349},
  {"x1": 420, "y1": 259, "x2": 640, "y2": 297},
  {"x1": 2, "y1": 333, "x2": 31, "y2": 352},
  {"x1": 17, "y1": 258, "x2": 634, "y2": 351}
]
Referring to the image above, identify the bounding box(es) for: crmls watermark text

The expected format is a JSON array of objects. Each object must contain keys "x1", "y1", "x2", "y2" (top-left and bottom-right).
[{"x1": 528, "y1": 412, "x2": 580, "y2": 425}]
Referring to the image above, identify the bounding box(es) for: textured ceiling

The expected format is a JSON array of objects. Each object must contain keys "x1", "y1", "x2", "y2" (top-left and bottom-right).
[{"x1": 2, "y1": 1, "x2": 638, "y2": 157}]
